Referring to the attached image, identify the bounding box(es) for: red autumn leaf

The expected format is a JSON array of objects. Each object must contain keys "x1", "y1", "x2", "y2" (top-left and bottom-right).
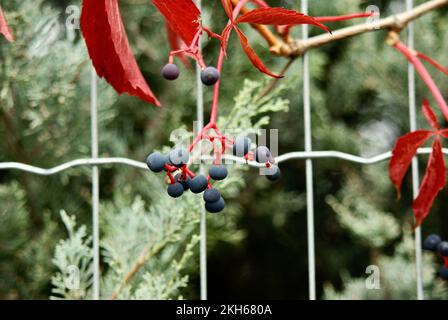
[
  {"x1": 166, "y1": 23, "x2": 191, "y2": 69},
  {"x1": 389, "y1": 130, "x2": 434, "y2": 198},
  {"x1": 413, "y1": 137, "x2": 446, "y2": 228},
  {"x1": 235, "y1": 27, "x2": 282, "y2": 79},
  {"x1": 235, "y1": 7, "x2": 330, "y2": 33},
  {"x1": 0, "y1": 7, "x2": 14, "y2": 42},
  {"x1": 150, "y1": 0, "x2": 200, "y2": 46},
  {"x1": 80, "y1": 0, "x2": 160, "y2": 106},
  {"x1": 422, "y1": 99, "x2": 440, "y2": 130}
]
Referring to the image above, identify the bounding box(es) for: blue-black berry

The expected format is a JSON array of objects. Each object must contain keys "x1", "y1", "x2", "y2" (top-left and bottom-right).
[
  {"x1": 209, "y1": 165, "x2": 228, "y2": 181},
  {"x1": 201, "y1": 67, "x2": 220, "y2": 86},
  {"x1": 205, "y1": 197, "x2": 225, "y2": 213},
  {"x1": 266, "y1": 165, "x2": 281, "y2": 182},
  {"x1": 146, "y1": 152, "x2": 168, "y2": 172},
  {"x1": 175, "y1": 173, "x2": 191, "y2": 191},
  {"x1": 167, "y1": 182, "x2": 184, "y2": 198},
  {"x1": 162, "y1": 63, "x2": 180, "y2": 80},
  {"x1": 423, "y1": 234, "x2": 442, "y2": 251},
  {"x1": 437, "y1": 241, "x2": 448, "y2": 257},
  {"x1": 203, "y1": 188, "x2": 221, "y2": 203},
  {"x1": 169, "y1": 147, "x2": 189, "y2": 167},
  {"x1": 232, "y1": 135, "x2": 251, "y2": 157},
  {"x1": 189, "y1": 174, "x2": 208, "y2": 194},
  {"x1": 255, "y1": 146, "x2": 272, "y2": 163},
  {"x1": 439, "y1": 266, "x2": 448, "y2": 280}
]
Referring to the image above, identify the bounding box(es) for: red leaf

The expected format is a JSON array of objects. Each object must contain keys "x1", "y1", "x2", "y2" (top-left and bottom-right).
[
  {"x1": 235, "y1": 27, "x2": 282, "y2": 79},
  {"x1": 151, "y1": 0, "x2": 200, "y2": 46},
  {"x1": 0, "y1": 7, "x2": 14, "y2": 42},
  {"x1": 413, "y1": 137, "x2": 446, "y2": 228},
  {"x1": 422, "y1": 99, "x2": 439, "y2": 130},
  {"x1": 235, "y1": 7, "x2": 330, "y2": 33},
  {"x1": 166, "y1": 23, "x2": 191, "y2": 69},
  {"x1": 389, "y1": 130, "x2": 434, "y2": 198},
  {"x1": 80, "y1": 0, "x2": 160, "y2": 106}
]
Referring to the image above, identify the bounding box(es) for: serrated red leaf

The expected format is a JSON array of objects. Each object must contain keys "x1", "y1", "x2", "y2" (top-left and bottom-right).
[
  {"x1": 80, "y1": 0, "x2": 160, "y2": 106},
  {"x1": 235, "y1": 7, "x2": 330, "y2": 33},
  {"x1": 390, "y1": 130, "x2": 434, "y2": 198},
  {"x1": 422, "y1": 99, "x2": 440, "y2": 130},
  {"x1": 166, "y1": 23, "x2": 191, "y2": 69},
  {"x1": 413, "y1": 137, "x2": 446, "y2": 228},
  {"x1": 235, "y1": 27, "x2": 282, "y2": 79},
  {"x1": 0, "y1": 7, "x2": 14, "y2": 42},
  {"x1": 151, "y1": 0, "x2": 200, "y2": 46}
]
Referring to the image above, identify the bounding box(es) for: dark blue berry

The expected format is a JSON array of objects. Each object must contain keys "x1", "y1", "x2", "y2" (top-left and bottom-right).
[
  {"x1": 146, "y1": 152, "x2": 168, "y2": 172},
  {"x1": 203, "y1": 188, "x2": 221, "y2": 203},
  {"x1": 162, "y1": 63, "x2": 180, "y2": 80},
  {"x1": 169, "y1": 147, "x2": 189, "y2": 167},
  {"x1": 175, "y1": 173, "x2": 191, "y2": 191},
  {"x1": 205, "y1": 197, "x2": 225, "y2": 213},
  {"x1": 201, "y1": 66, "x2": 220, "y2": 86},
  {"x1": 423, "y1": 234, "x2": 442, "y2": 251},
  {"x1": 266, "y1": 165, "x2": 281, "y2": 182},
  {"x1": 209, "y1": 165, "x2": 228, "y2": 180},
  {"x1": 189, "y1": 174, "x2": 208, "y2": 194},
  {"x1": 255, "y1": 146, "x2": 272, "y2": 163},
  {"x1": 439, "y1": 266, "x2": 448, "y2": 280},
  {"x1": 167, "y1": 182, "x2": 184, "y2": 198},
  {"x1": 437, "y1": 241, "x2": 448, "y2": 257},
  {"x1": 232, "y1": 135, "x2": 251, "y2": 157}
]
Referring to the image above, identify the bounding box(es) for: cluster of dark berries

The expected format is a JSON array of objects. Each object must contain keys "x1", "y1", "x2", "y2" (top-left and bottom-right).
[
  {"x1": 146, "y1": 135, "x2": 281, "y2": 214},
  {"x1": 146, "y1": 147, "x2": 227, "y2": 213},
  {"x1": 230, "y1": 135, "x2": 281, "y2": 181},
  {"x1": 162, "y1": 64, "x2": 220, "y2": 86},
  {"x1": 423, "y1": 234, "x2": 448, "y2": 280}
]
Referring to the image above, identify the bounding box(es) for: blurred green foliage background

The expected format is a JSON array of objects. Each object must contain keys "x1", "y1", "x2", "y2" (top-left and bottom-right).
[{"x1": 0, "y1": 0, "x2": 447, "y2": 299}]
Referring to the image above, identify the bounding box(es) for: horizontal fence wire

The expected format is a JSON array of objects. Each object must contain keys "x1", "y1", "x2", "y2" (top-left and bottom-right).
[{"x1": 0, "y1": 148, "x2": 447, "y2": 175}]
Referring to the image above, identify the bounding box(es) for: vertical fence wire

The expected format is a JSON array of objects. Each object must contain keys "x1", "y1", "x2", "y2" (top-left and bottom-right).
[
  {"x1": 90, "y1": 67, "x2": 100, "y2": 300},
  {"x1": 406, "y1": 0, "x2": 424, "y2": 300},
  {"x1": 301, "y1": 0, "x2": 316, "y2": 300},
  {"x1": 195, "y1": 0, "x2": 207, "y2": 301}
]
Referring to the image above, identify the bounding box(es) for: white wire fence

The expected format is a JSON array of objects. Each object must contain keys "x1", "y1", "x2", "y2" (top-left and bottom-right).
[{"x1": 0, "y1": 0, "x2": 438, "y2": 300}]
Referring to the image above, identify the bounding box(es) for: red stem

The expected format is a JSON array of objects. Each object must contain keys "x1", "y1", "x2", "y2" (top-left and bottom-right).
[
  {"x1": 394, "y1": 41, "x2": 448, "y2": 121},
  {"x1": 188, "y1": 0, "x2": 254, "y2": 160},
  {"x1": 417, "y1": 52, "x2": 448, "y2": 76},
  {"x1": 444, "y1": 256, "x2": 448, "y2": 267},
  {"x1": 210, "y1": 0, "x2": 252, "y2": 125},
  {"x1": 167, "y1": 171, "x2": 176, "y2": 184}
]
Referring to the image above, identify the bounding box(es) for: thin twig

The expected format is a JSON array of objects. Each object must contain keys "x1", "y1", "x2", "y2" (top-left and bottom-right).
[
  {"x1": 257, "y1": 57, "x2": 296, "y2": 100},
  {"x1": 232, "y1": 0, "x2": 448, "y2": 57},
  {"x1": 110, "y1": 239, "x2": 169, "y2": 300},
  {"x1": 292, "y1": 0, "x2": 448, "y2": 56}
]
